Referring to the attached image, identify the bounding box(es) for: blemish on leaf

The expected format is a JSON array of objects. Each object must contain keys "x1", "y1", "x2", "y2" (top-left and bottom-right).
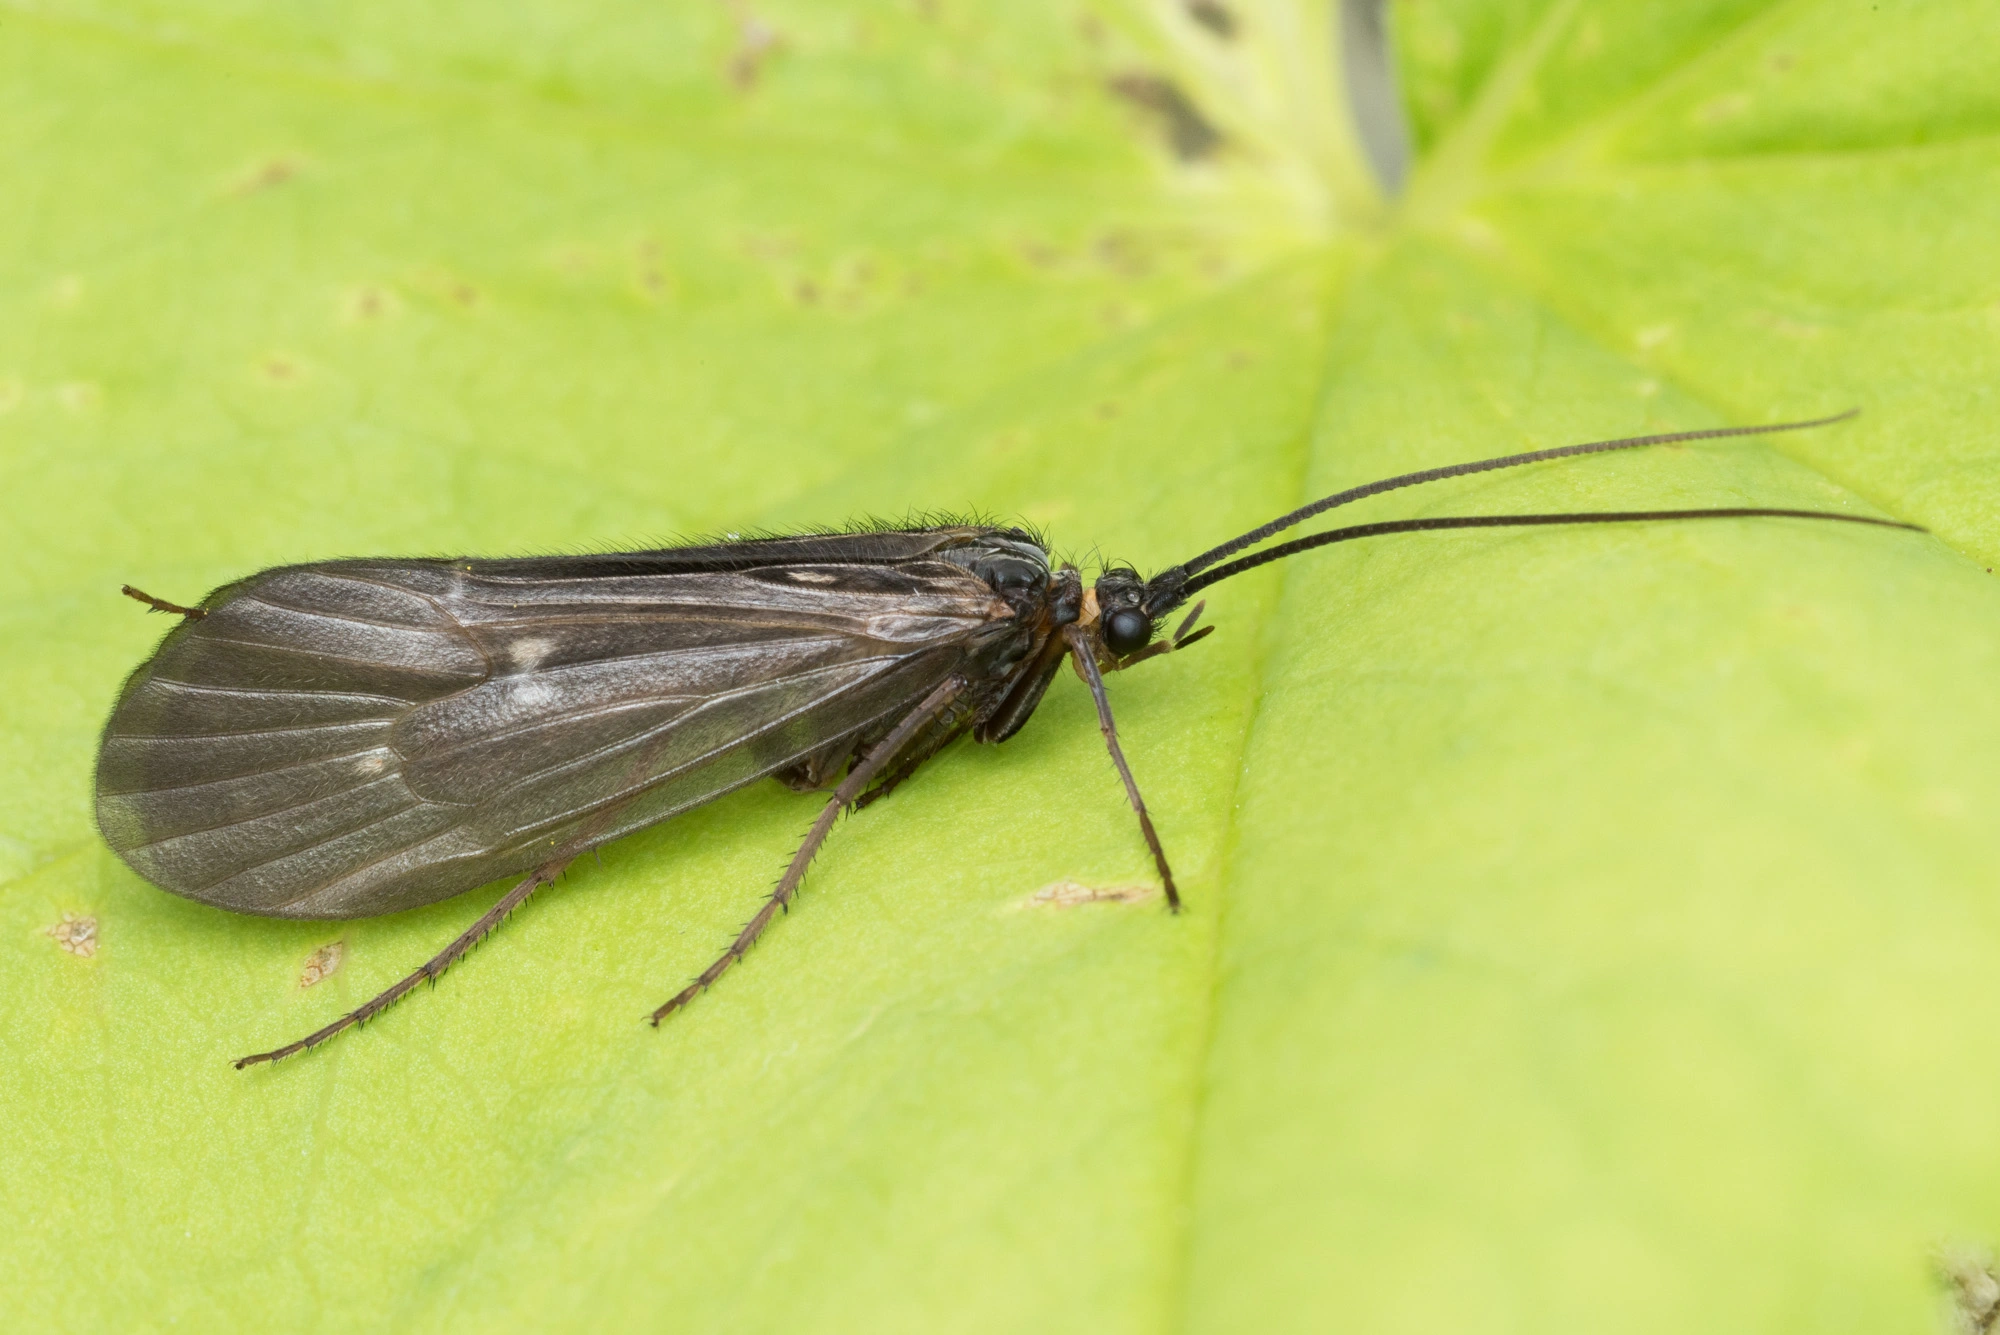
[
  {"x1": 1026, "y1": 881, "x2": 1158, "y2": 908},
  {"x1": 725, "y1": 3, "x2": 781, "y2": 89},
  {"x1": 1634, "y1": 323, "x2": 1674, "y2": 351},
  {"x1": 1185, "y1": 0, "x2": 1236, "y2": 38},
  {"x1": 739, "y1": 231, "x2": 798, "y2": 263},
  {"x1": 633, "y1": 241, "x2": 672, "y2": 302},
  {"x1": 1107, "y1": 74, "x2": 1223, "y2": 161},
  {"x1": 1937, "y1": 1245, "x2": 2000, "y2": 1333},
  {"x1": 794, "y1": 278, "x2": 822, "y2": 306},
  {"x1": 45, "y1": 913, "x2": 98, "y2": 957},
  {"x1": 411, "y1": 271, "x2": 487, "y2": 309},
  {"x1": 300, "y1": 941, "x2": 344, "y2": 988},
  {"x1": 1017, "y1": 239, "x2": 1062, "y2": 270},
  {"x1": 1093, "y1": 230, "x2": 1150, "y2": 278},
  {"x1": 549, "y1": 245, "x2": 595, "y2": 276},
  {"x1": 1453, "y1": 217, "x2": 1502, "y2": 252},
  {"x1": 230, "y1": 155, "x2": 305, "y2": 194},
  {"x1": 1695, "y1": 92, "x2": 1752, "y2": 125},
  {"x1": 259, "y1": 353, "x2": 304, "y2": 383},
  {"x1": 56, "y1": 381, "x2": 100, "y2": 412},
  {"x1": 47, "y1": 275, "x2": 83, "y2": 308},
  {"x1": 341, "y1": 284, "x2": 400, "y2": 323},
  {"x1": 1919, "y1": 788, "x2": 1966, "y2": 819},
  {"x1": 0, "y1": 377, "x2": 21, "y2": 414},
  {"x1": 1099, "y1": 301, "x2": 1141, "y2": 330},
  {"x1": 1753, "y1": 312, "x2": 1825, "y2": 341}
]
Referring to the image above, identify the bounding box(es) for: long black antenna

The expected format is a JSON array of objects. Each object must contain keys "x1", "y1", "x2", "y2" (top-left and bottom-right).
[
  {"x1": 1172, "y1": 507, "x2": 1923, "y2": 602},
  {"x1": 1145, "y1": 411, "x2": 1858, "y2": 613}
]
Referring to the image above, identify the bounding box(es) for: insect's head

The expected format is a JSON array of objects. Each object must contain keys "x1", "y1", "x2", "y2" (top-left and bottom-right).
[{"x1": 1090, "y1": 566, "x2": 1153, "y2": 656}]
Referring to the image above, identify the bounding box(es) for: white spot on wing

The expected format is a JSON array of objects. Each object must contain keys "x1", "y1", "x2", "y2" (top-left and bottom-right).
[
  {"x1": 788, "y1": 570, "x2": 837, "y2": 584},
  {"x1": 510, "y1": 637, "x2": 554, "y2": 670},
  {"x1": 509, "y1": 679, "x2": 556, "y2": 709}
]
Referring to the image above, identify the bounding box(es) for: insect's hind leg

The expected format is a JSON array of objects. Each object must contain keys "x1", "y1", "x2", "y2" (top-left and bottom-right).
[
  {"x1": 234, "y1": 857, "x2": 570, "y2": 1069},
  {"x1": 650, "y1": 674, "x2": 969, "y2": 1024},
  {"x1": 852, "y1": 707, "x2": 976, "y2": 811}
]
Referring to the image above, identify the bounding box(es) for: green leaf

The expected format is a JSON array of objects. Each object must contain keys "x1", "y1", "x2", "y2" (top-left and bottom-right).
[{"x1": 4, "y1": 1, "x2": 1998, "y2": 1330}]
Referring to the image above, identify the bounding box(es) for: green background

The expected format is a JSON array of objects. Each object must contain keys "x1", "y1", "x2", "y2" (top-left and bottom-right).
[{"x1": 5, "y1": 0, "x2": 1999, "y2": 1329}]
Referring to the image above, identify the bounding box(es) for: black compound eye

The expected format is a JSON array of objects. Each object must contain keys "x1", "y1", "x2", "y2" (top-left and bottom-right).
[{"x1": 1103, "y1": 608, "x2": 1152, "y2": 656}]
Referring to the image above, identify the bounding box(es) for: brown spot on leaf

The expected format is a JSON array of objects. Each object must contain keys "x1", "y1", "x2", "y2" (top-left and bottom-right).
[
  {"x1": 411, "y1": 270, "x2": 487, "y2": 310},
  {"x1": 739, "y1": 231, "x2": 798, "y2": 262},
  {"x1": 794, "y1": 278, "x2": 822, "y2": 306},
  {"x1": 1186, "y1": 0, "x2": 1236, "y2": 38},
  {"x1": 1017, "y1": 239, "x2": 1062, "y2": 270},
  {"x1": 1029, "y1": 881, "x2": 1158, "y2": 908},
  {"x1": 231, "y1": 155, "x2": 305, "y2": 194},
  {"x1": 259, "y1": 353, "x2": 303, "y2": 383},
  {"x1": 633, "y1": 241, "x2": 671, "y2": 301},
  {"x1": 725, "y1": 2, "x2": 781, "y2": 88},
  {"x1": 46, "y1": 913, "x2": 97, "y2": 957},
  {"x1": 300, "y1": 941, "x2": 344, "y2": 988},
  {"x1": 1108, "y1": 74, "x2": 1223, "y2": 161},
  {"x1": 1093, "y1": 230, "x2": 1150, "y2": 277},
  {"x1": 341, "y1": 284, "x2": 399, "y2": 323}
]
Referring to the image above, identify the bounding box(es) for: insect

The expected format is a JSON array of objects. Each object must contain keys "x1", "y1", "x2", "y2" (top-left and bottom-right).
[{"x1": 94, "y1": 412, "x2": 1918, "y2": 1068}]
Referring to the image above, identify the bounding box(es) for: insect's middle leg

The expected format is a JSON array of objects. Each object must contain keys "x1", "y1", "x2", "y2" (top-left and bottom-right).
[{"x1": 649, "y1": 673, "x2": 969, "y2": 1024}]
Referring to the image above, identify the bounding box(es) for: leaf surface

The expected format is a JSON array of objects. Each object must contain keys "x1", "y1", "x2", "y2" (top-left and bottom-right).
[{"x1": 3, "y1": 1, "x2": 1998, "y2": 1330}]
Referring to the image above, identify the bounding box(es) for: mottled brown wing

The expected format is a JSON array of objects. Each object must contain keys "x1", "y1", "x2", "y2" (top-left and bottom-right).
[{"x1": 96, "y1": 556, "x2": 1015, "y2": 918}]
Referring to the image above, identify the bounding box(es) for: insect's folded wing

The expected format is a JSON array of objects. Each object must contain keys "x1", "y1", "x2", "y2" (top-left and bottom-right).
[{"x1": 96, "y1": 561, "x2": 1002, "y2": 919}]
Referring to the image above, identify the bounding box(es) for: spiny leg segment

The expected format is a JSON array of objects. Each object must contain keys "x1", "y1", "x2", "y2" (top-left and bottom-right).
[
  {"x1": 234, "y1": 857, "x2": 571, "y2": 1068},
  {"x1": 650, "y1": 673, "x2": 971, "y2": 1025}
]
